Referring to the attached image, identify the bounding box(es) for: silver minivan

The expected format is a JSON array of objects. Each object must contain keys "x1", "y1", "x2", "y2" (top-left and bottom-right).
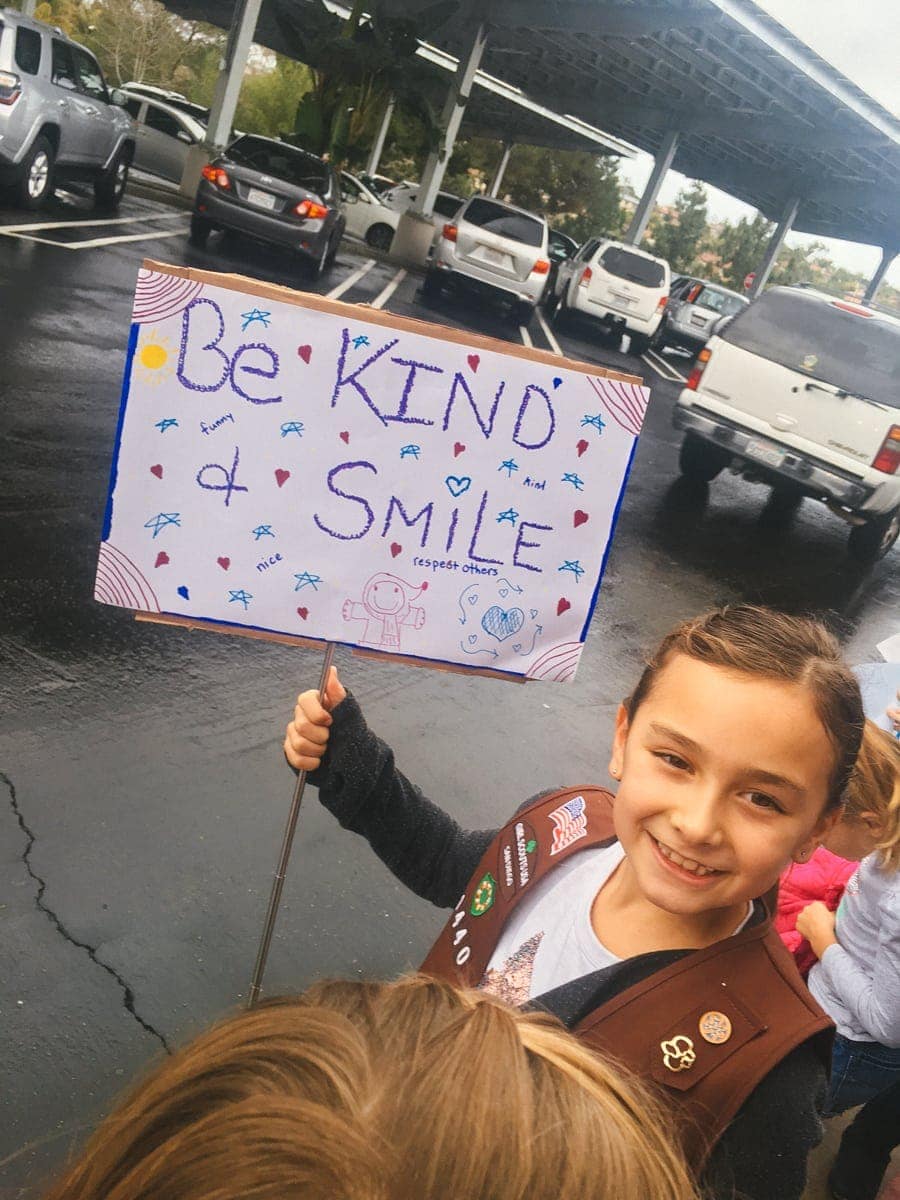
[{"x1": 674, "y1": 287, "x2": 900, "y2": 563}]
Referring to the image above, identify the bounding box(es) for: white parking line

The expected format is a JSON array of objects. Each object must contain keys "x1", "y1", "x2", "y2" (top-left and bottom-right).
[
  {"x1": 326, "y1": 257, "x2": 377, "y2": 300},
  {"x1": 370, "y1": 267, "x2": 407, "y2": 310},
  {"x1": 0, "y1": 227, "x2": 188, "y2": 251},
  {"x1": 0, "y1": 211, "x2": 188, "y2": 234},
  {"x1": 535, "y1": 307, "x2": 563, "y2": 356},
  {"x1": 642, "y1": 348, "x2": 688, "y2": 384},
  {"x1": 519, "y1": 322, "x2": 533, "y2": 348}
]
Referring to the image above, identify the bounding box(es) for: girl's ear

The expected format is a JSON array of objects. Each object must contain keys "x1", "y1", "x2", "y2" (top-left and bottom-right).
[
  {"x1": 794, "y1": 806, "x2": 841, "y2": 863},
  {"x1": 609, "y1": 703, "x2": 630, "y2": 780}
]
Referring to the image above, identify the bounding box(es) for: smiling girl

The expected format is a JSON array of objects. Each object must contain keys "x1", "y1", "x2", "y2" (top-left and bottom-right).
[{"x1": 283, "y1": 605, "x2": 864, "y2": 1199}]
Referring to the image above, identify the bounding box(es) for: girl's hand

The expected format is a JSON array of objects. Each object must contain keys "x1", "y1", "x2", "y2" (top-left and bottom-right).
[
  {"x1": 283, "y1": 667, "x2": 347, "y2": 772},
  {"x1": 795, "y1": 901, "x2": 838, "y2": 960}
]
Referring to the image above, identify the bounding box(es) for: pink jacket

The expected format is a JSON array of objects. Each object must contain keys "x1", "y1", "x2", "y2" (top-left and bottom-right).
[{"x1": 775, "y1": 848, "x2": 857, "y2": 977}]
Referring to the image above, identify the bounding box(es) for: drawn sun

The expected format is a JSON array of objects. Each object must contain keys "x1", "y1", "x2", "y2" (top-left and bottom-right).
[{"x1": 136, "y1": 331, "x2": 175, "y2": 385}]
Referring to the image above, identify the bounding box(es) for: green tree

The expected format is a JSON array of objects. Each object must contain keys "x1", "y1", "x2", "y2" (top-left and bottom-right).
[
  {"x1": 647, "y1": 181, "x2": 708, "y2": 272},
  {"x1": 235, "y1": 58, "x2": 315, "y2": 140},
  {"x1": 710, "y1": 213, "x2": 773, "y2": 290}
]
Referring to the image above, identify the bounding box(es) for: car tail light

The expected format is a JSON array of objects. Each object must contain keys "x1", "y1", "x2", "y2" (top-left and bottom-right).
[
  {"x1": 685, "y1": 347, "x2": 712, "y2": 392},
  {"x1": 201, "y1": 165, "x2": 231, "y2": 190},
  {"x1": 831, "y1": 300, "x2": 873, "y2": 318},
  {"x1": 687, "y1": 283, "x2": 702, "y2": 303},
  {"x1": 442, "y1": 223, "x2": 458, "y2": 242},
  {"x1": 873, "y1": 424, "x2": 900, "y2": 474},
  {"x1": 532, "y1": 259, "x2": 550, "y2": 275},
  {"x1": 0, "y1": 70, "x2": 21, "y2": 105},
  {"x1": 294, "y1": 199, "x2": 329, "y2": 220},
  {"x1": 578, "y1": 266, "x2": 592, "y2": 288},
  {"x1": 657, "y1": 294, "x2": 668, "y2": 309}
]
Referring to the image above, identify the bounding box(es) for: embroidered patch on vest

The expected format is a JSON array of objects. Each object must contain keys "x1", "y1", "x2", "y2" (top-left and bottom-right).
[
  {"x1": 661, "y1": 1035, "x2": 696, "y2": 1072},
  {"x1": 470, "y1": 873, "x2": 497, "y2": 916},
  {"x1": 548, "y1": 795, "x2": 588, "y2": 855},
  {"x1": 498, "y1": 820, "x2": 539, "y2": 897}
]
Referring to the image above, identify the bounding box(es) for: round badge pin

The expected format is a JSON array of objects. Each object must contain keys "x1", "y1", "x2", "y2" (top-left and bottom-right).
[{"x1": 698, "y1": 1011, "x2": 732, "y2": 1044}]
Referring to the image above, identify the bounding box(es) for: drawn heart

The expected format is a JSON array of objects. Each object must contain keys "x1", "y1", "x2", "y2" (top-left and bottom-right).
[
  {"x1": 468, "y1": 594, "x2": 478, "y2": 605},
  {"x1": 154, "y1": 551, "x2": 169, "y2": 568},
  {"x1": 573, "y1": 510, "x2": 589, "y2": 528},
  {"x1": 297, "y1": 345, "x2": 312, "y2": 363},
  {"x1": 217, "y1": 556, "x2": 230, "y2": 570},
  {"x1": 445, "y1": 475, "x2": 472, "y2": 498},
  {"x1": 557, "y1": 597, "x2": 571, "y2": 616},
  {"x1": 530, "y1": 608, "x2": 538, "y2": 619},
  {"x1": 390, "y1": 542, "x2": 402, "y2": 558},
  {"x1": 339, "y1": 431, "x2": 350, "y2": 444},
  {"x1": 467, "y1": 354, "x2": 480, "y2": 372},
  {"x1": 453, "y1": 442, "x2": 466, "y2": 457},
  {"x1": 576, "y1": 439, "x2": 589, "y2": 457},
  {"x1": 177, "y1": 585, "x2": 190, "y2": 601},
  {"x1": 499, "y1": 588, "x2": 509, "y2": 598},
  {"x1": 297, "y1": 606, "x2": 308, "y2": 620},
  {"x1": 481, "y1": 605, "x2": 525, "y2": 642},
  {"x1": 468, "y1": 634, "x2": 478, "y2": 644},
  {"x1": 275, "y1": 469, "x2": 290, "y2": 488},
  {"x1": 552, "y1": 377, "x2": 563, "y2": 389},
  {"x1": 150, "y1": 464, "x2": 163, "y2": 479}
]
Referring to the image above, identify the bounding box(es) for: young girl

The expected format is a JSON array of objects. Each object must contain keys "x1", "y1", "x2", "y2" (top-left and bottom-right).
[
  {"x1": 284, "y1": 605, "x2": 864, "y2": 1199},
  {"x1": 795, "y1": 721, "x2": 900, "y2": 1118}
]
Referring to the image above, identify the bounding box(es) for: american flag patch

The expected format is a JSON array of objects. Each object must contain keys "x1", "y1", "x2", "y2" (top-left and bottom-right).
[{"x1": 549, "y1": 796, "x2": 588, "y2": 855}]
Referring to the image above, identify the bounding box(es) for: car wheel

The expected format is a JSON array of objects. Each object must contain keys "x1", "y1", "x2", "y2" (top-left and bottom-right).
[
  {"x1": 365, "y1": 223, "x2": 394, "y2": 252},
  {"x1": 17, "y1": 136, "x2": 55, "y2": 210},
  {"x1": 649, "y1": 319, "x2": 668, "y2": 351},
  {"x1": 848, "y1": 506, "x2": 900, "y2": 564},
  {"x1": 549, "y1": 295, "x2": 566, "y2": 327},
  {"x1": 94, "y1": 149, "x2": 130, "y2": 211},
  {"x1": 422, "y1": 269, "x2": 442, "y2": 299},
  {"x1": 629, "y1": 333, "x2": 650, "y2": 356},
  {"x1": 543, "y1": 288, "x2": 560, "y2": 317},
  {"x1": 189, "y1": 214, "x2": 212, "y2": 248},
  {"x1": 678, "y1": 433, "x2": 730, "y2": 483},
  {"x1": 759, "y1": 486, "x2": 804, "y2": 528}
]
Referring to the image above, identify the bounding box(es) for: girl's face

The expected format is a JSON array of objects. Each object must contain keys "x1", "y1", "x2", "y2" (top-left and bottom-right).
[{"x1": 609, "y1": 654, "x2": 839, "y2": 921}]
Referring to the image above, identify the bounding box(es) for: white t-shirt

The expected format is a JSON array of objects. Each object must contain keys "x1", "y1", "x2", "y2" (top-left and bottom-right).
[{"x1": 478, "y1": 843, "x2": 753, "y2": 1006}]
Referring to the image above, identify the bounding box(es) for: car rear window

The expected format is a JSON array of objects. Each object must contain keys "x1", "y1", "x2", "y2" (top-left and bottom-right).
[
  {"x1": 226, "y1": 136, "x2": 329, "y2": 194},
  {"x1": 722, "y1": 290, "x2": 900, "y2": 409},
  {"x1": 598, "y1": 246, "x2": 665, "y2": 288},
  {"x1": 462, "y1": 198, "x2": 544, "y2": 247},
  {"x1": 692, "y1": 286, "x2": 746, "y2": 317},
  {"x1": 15, "y1": 27, "x2": 42, "y2": 75},
  {"x1": 433, "y1": 193, "x2": 462, "y2": 218}
]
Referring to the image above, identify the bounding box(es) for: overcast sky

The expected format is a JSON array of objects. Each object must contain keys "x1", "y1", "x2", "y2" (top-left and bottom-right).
[{"x1": 617, "y1": 0, "x2": 900, "y2": 287}]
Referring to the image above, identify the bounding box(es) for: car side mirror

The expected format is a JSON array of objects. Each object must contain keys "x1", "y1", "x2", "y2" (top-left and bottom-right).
[
  {"x1": 110, "y1": 88, "x2": 127, "y2": 106},
  {"x1": 176, "y1": 130, "x2": 194, "y2": 144}
]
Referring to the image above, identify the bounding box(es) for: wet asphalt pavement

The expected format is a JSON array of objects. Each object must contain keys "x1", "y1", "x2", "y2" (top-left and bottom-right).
[{"x1": 1, "y1": 184, "x2": 898, "y2": 1196}]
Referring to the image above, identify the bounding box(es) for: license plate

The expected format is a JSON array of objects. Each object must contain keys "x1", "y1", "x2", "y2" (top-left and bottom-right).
[
  {"x1": 690, "y1": 314, "x2": 706, "y2": 327},
  {"x1": 746, "y1": 438, "x2": 785, "y2": 468},
  {"x1": 247, "y1": 188, "x2": 276, "y2": 210},
  {"x1": 611, "y1": 292, "x2": 635, "y2": 308},
  {"x1": 479, "y1": 246, "x2": 507, "y2": 266}
]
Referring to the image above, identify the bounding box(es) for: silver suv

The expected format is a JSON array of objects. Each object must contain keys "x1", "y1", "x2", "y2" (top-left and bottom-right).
[{"x1": 0, "y1": 9, "x2": 134, "y2": 209}]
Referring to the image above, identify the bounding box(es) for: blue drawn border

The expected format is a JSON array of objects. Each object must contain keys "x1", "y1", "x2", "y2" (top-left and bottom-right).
[
  {"x1": 578, "y1": 434, "x2": 639, "y2": 644},
  {"x1": 100, "y1": 320, "x2": 139, "y2": 542}
]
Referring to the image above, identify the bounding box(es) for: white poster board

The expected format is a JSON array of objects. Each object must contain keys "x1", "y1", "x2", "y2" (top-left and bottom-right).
[{"x1": 95, "y1": 262, "x2": 649, "y2": 682}]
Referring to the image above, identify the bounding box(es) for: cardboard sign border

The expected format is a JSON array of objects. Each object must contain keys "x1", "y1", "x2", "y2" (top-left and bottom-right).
[{"x1": 122, "y1": 260, "x2": 645, "y2": 682}]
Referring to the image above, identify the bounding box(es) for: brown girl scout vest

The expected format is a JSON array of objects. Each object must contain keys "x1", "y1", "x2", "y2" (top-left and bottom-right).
[{"x1": 420, "y1": 786, "x2": 833, "y2": 1169}]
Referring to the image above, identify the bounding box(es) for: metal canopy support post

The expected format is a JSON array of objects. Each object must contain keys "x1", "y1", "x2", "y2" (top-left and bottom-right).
[
  {"x1": 862, "y1": 247, "x2": 896, "y2": 306},
  {"x1": 180, "y1": 0, "x2": 262, "y2": 196},
  {"x1": 365, "y1": 97, "x2": 395, "y2": 178},
  {"x1": 489, "y1": 141, "x2": 513, "y2": 198},
  {"x1": 21, "y1": 0, "x2": 37, "y2": 15},
  {"x1": 748, "y1": 195, "x2": 801, "y2": 298},
  {"x1": 624, "y1": 129, "x2": 679, "y2": 247}
]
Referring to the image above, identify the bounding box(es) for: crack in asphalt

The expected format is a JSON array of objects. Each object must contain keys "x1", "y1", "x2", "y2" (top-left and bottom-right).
[{"x1": 1, "y1": 770, "x2": 171, "y2": 1054}]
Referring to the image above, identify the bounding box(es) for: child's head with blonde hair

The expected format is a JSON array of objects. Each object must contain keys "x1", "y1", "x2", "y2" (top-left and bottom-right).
[
  {"x1": 828, "y1": 720, "x2": 900, "y2": 870},
  {"x1": 43, "y1": 975, "x2": 699, "y2": 1200}
]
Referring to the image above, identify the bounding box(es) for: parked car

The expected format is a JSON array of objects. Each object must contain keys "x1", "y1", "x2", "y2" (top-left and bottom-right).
[
  {"x1": 424, "y1": 195, "x2": 550, "y2": 323},
  {"x1": 380, "y1": 181, "x2": 464, "y2": 233},
  {"x1": 0, "y1": 7, "x2": 134, "y2": 209},
  {"x1": 546, "y1": 237, "x2": 670, "y2": 354},
  {"x1": 191, "y1": 134, "x2": 345, "y2": 279},
  {"x1": 359, "y1": 171, "x2": 396, "y2": 196},
  {"x1": 546, "y1": 226, "x2": 577, "y2": 294},
  {"x1": 674, "y1": 286, "x2": 900, "y2": 563},
  {"x1": 652, "y1": 276, "x2": 748, "y2": 356},
  {"x1": 339, "y1": 170, "x2": 399, "y2": 250},
  {"x1": 121, "y1": 81, "x2": 211, "y2": 125},
  {"x1": 121, "y1": 91, "x2": 205, "y2": 184}
]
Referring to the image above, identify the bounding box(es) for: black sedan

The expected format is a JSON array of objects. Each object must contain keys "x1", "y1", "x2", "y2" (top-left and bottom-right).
[{"x1": 190, "y1": 134, "x2": 345, "y2": 279}]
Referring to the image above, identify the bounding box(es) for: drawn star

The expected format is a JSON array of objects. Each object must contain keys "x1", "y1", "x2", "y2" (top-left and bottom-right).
[
  {"x1": 558, "y1": 559, "x2": 586, "y2": 582},
  {"x1": 228, "y1": 589, "x2": 253, "y2": 609},
  {"x1": 581, "y1": 413, "x2": 606, "y2": 434},
  {"x1": 252, "y1": 524, "x2": 274, "y2": 540},
  {"x1": 143, "y1": 512, "x2": 181, "y2": 538},
  {"x1": 352, "y1": 334, "x2": 371, "y2": 349},
  {"x1": 400, "y1": 444, "x2": 421, "y2": 459},
  {"x1": 240, "y1": 307, "x2": 271, "y2": 331},
  {"x1": 294, "y1": 571, "x2": 322, "y2": 592},
  {"x1": 155, "y1": 418, "x2": 179, "y2": 433},
  {"x1": 496, "y1": 507, "x2": 519, "y2": 526},
  {"x1": 280, "y1": 421, "x2": 305, "y2": 438},
  {"x1": 499, "y1": 458, "x2": 519, "y2": 477},
  {"x1": 561, "y1": 472, "x2": 585, "y2": 491}
]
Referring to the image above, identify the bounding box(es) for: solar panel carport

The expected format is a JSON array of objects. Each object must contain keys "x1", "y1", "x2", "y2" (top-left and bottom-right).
[{"x1": 152, "y1": 0, "x2": 900, "y2": 295}]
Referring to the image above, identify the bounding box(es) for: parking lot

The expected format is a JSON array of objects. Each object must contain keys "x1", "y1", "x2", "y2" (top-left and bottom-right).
[{"x1": 2, "y1": 181, "x2": 898, "y2": 1197}]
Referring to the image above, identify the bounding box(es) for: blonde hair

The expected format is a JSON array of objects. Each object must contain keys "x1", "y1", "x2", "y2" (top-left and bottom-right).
[
  {"x1": 844, "y1": 720, "x2": 900, "y2": 871},
  {"x1": 44, "y1": 976, "x2": 699, "y2": 1200}
]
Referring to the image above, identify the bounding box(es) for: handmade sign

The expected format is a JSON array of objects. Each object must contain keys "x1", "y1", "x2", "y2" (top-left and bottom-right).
[{"x1": 95, "y1": 262, "x2": 649, "y2": 682}]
